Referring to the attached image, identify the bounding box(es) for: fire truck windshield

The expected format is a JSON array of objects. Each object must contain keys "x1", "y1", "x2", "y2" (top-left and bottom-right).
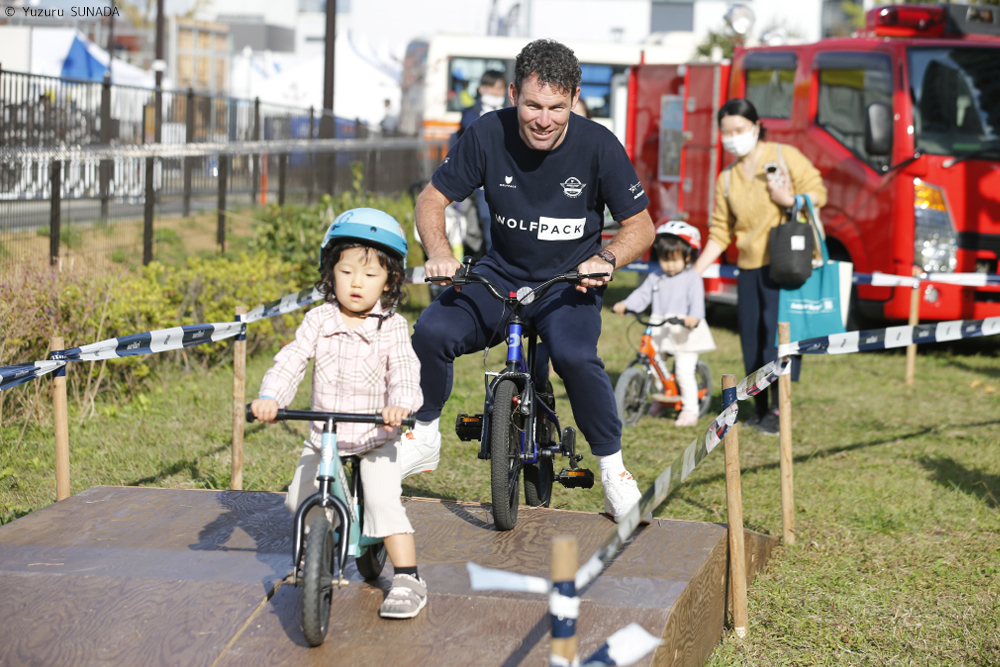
[{"x1": 908, "y1": 46, "x2": 1000, "y2": 157}]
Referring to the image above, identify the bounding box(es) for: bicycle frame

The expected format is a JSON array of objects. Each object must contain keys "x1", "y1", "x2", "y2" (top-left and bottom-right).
[
  {"x1": 245, "y1": 406, "x2": 413, "y2": 585},
  {"x1": 634, "y1": 323, "x2": 681, "y2": 400},
  {"x1": 479, "y1": 307, "x2": 560, "y2": 466}
]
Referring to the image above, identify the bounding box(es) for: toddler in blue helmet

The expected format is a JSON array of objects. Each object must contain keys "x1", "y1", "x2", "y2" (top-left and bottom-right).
[{"x1": 250, "y1": 208, "x2": 428, "y2": 619}]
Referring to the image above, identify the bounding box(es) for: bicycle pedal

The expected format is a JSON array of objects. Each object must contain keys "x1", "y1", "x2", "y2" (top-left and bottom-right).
[
  {"x1": 651, "y1": 393, "x2": 683, "y2": 403},
  {"x1": 455, "y1": 414, "x2": 484, "y2": 441},
  {"x1": 556, "y1": 467, "x2": 594, "y2": 489}
]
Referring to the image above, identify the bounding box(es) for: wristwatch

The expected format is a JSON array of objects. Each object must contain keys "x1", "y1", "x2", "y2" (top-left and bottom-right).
[{"x1": 596, "y1": 248, "x2": 617, "y2": 270}]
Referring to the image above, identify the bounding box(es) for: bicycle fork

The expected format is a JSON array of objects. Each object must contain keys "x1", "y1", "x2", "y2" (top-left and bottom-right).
[{"x1": 292, "y1": 419, "x2": 352, "y2": 586}]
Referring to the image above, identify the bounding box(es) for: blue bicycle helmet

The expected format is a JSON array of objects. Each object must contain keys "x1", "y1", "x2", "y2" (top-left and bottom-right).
[{"x1": 319, "y1": 208, "x2": 409, "y2": 270}]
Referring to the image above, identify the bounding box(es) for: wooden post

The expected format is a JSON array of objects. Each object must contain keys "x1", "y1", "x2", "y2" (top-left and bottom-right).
[
  {"x1": 51, "y1": 336, "x2": 70, "y2": 501},
  {"x1": 777, "y1": 323, "x2": 795, "y2": 546},
  {"x1": 722, "y1": 373, "x2": 748, "y2": 638},
  {"x1": 550, "y1": 535, "x2": 579, "y2": 665},
  {"x1": 905, "y1": 280, "x2": 920, "y2": 386},
  {"x1": 231, "y1": 306, "x2": 247, "y2": 491}
]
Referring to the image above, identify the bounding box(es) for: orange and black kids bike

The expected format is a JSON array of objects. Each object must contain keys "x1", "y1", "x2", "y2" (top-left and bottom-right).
[{"x1": 614, "y1": 310, "x2": 712, "y2": 427}]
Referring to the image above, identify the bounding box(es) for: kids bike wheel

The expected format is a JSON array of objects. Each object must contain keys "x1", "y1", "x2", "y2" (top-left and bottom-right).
[
  {"x1": 355, "y1": 543, "x2": 387, "y2": 581},
  {"x1": 615, "y1": 365, "x2": 651, "y2": 428},
  {"x1": 490, "y1": 379, "x2": 521, "y2": 530},
  {"x1": 696, "y1": 361, "x2": 713, "y2": 417},
  {"x1": 301, "y1": 515, "x2": 336, "y2": 647},
  {"x1": 524, "y1": 381, "x2": 555, "y2": 508}
]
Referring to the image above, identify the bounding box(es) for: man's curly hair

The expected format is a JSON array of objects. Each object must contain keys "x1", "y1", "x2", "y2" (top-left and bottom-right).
[{"x1": 514, "y1": 39, "x2": 581, "y2": 95}]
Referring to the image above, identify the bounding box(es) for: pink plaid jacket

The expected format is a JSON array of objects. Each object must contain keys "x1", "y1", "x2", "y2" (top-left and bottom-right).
[{"x1": 259, "y1": 301, "x2": 423, "y2": 455}]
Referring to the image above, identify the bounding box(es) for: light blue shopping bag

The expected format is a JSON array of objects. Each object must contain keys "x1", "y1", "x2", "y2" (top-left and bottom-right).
[{"x1": 777, "y1": 196, "x2": 852, "y2": 344}]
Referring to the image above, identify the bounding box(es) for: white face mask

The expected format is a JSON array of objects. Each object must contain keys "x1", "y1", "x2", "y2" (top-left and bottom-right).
[
  {"x1": 722, "y1": 127, "x2": 759, "y2": 157},
  {"x1": 480, "y1": 92, "x2": 506, "y2": 111}
]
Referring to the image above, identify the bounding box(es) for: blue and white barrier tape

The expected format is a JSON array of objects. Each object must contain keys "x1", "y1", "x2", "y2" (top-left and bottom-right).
[
  {"x1": 0, "y1": 361, "x2": 68, "y2": 392},
  {"x1": 242, "y1": 288, "x2": 324, "y2": 325},
  {"x1": 550, "y1": 581, "x2": 579, "y2": 640},
  {"x1": 580, "y1": 623, "x2": 663, "y2": 667},
  {"x1": 853, "y1": 271, "x2": 1000, "y2": 288},
  {"x1": 466, "y1": 562, "x2": 550, "y2": 593},
  {"x1": 51, "y1": 322, "x2": 246, "y2": 362},
  {"x1": 778, "y1": 316, "x2": 1000, "y2": 357},
  {"x1": 622, "y1": 262, "x2": 739, "y2": 280}
]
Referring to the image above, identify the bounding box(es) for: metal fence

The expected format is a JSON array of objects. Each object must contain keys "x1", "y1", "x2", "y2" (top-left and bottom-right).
[{"x1": 0, "y1": 68, "x2": 446, "y2": 276}]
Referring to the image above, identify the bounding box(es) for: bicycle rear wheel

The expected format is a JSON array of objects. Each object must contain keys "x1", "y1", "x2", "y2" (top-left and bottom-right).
[
  {"x1": 615, "y1": 365, "x2": 651, "y2": 428},
  {"x1": 490, "y1": 379, "x2": 521, "y2": 530},
  {"x1": 301, "y1": 515, "x2": 336, "y2": 647},
  {"x1": 524, "y1": 380, "x2": 555, "y2": 508},
  {"x1": 352, "y1": 465, "x2": 387, "y2": 580}
]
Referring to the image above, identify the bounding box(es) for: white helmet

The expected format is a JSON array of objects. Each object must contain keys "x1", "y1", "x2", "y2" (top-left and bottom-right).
[{"x1": 655, "y1": 219, "x2": 701, "y2": 250}]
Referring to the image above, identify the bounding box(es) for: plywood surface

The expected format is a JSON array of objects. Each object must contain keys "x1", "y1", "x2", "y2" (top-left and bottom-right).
[{"x1": 0, "y1": 487, "x2": 777, "y2": 667}]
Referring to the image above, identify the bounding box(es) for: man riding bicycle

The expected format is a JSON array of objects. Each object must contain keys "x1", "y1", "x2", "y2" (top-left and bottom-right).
[{"x1": 403, "y1": 39, "x2": 655, "y2": 521}]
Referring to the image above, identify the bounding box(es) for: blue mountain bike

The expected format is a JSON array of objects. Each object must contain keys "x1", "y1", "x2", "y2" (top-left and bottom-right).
[
  {"x1": 426, "y1": 257, "x2": 598, "y2": 531},
  {"x1": 246, "y1": 406, "x2": 415, "y2": 646}
]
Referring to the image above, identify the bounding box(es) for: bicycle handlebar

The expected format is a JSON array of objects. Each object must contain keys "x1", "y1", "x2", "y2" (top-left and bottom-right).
[
  {"x1": 426, "y1": 258, "x2": 610, "y2": 305},
  {"x1": 246, "y1": 404, "x2": 416, "y2": 427},
  {"x1": 624, "y1": 310, "x2": 690, "y2": 328}
]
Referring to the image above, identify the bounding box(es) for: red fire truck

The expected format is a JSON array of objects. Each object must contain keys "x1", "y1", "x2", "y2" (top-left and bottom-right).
[{"x1": 625, "y1": 4, "x2": 1000, "y2": 321}]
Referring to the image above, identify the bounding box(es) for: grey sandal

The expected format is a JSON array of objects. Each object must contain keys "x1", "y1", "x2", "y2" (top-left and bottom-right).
[{"x1": 379, "y1": 573, "x2": 428, "y2": 619}]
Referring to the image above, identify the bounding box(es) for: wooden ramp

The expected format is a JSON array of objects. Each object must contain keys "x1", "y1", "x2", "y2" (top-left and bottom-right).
[{"x1": 0, "y1": 487, "x2": 776, "y2": 667}]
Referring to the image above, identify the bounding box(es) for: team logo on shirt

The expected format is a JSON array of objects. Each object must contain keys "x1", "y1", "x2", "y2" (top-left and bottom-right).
[
  {"x1": 629, "y1": 181, "x2": 645, "y2": 199},
  {"x1": 560, "y1": 177, "x2": 586, "y2": 198},
  {"x1": 500, "y1": 175, "x2": 517, "y2": 188},
  {"x1": 495, "y1": 214, "x2": 585, "y2": 241}
]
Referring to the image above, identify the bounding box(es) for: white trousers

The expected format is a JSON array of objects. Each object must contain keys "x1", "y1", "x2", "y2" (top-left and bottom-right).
[
  {"x1": 670, "y1": 351, "x2": 700, "y2": 415},
  {"x1": 285, "y1": 436, "x2": 413, "y2": 538}
]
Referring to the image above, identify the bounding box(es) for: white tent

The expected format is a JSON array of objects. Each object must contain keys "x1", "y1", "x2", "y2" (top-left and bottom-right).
[
  {"x1": 234, "y1": 28, "x2": 400, "y2": 124},
  {"x1": 30, "y1": 27, "x2": 159, "y2": 88}
]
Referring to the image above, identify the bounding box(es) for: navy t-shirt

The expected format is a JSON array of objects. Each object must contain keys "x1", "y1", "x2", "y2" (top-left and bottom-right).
[{"x1": 431, "y1": 107, "x2": 649, "y2": 282}]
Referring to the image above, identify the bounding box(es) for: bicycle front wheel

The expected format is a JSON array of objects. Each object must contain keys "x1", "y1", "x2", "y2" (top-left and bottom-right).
[
  {"x1": 490, "y1": 379, "x2": 521, "y2": 530},
  {"x1": 615, "y1": 365, "x2": 651, "y2": 428},
  {"x1": 301, "y1": 515, "x2": 336, "y2": 647},
  {"x1": 696, "y1": 360, "x2": 713, "y2": 417}
]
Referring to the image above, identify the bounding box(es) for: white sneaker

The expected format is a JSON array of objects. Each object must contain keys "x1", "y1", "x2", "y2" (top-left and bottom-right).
[
  {"x1": 400, "y1": 429, "x2": 441, "y2": 478},
  {"x1": 602, "y1": 470, "x2": 652, "y2": 524}
]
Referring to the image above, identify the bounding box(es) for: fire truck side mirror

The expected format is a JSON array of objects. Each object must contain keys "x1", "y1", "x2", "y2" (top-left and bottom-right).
[{"x1": 865, "y1": 103, "x2": 893, "y2": 157}]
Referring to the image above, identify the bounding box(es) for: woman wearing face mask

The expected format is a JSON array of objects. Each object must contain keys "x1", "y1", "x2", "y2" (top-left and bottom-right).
[{"x1": 692, "y1": 98, "x2": 827, "y2": 435}]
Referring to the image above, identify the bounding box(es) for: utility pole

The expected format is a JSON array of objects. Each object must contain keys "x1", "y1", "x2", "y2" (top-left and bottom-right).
[
  {"x1": 319, "y1": 0, "x2": 336, "y2": 138},
  {"x1": 106, "y1": 2, "x2": 114, "y2": 79},
  {"x1": 154, "y1": 0, "x2": 164, "y2": 142}
]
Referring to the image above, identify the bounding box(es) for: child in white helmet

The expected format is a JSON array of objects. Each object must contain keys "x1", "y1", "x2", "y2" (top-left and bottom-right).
[
  {"x1": 250, "y1": 208, "x2": 428, "y2": 619},
  {"x1": 613, "y1": 220, "x2": 716, "y2": 427}
]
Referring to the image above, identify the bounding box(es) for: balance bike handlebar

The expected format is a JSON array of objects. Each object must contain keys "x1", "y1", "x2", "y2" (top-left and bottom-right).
[{"x1": 246, "y1": 404, "x2": 416, "y2": 428}]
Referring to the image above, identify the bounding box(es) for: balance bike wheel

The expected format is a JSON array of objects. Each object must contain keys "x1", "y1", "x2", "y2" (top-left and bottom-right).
[
  {"x1": 301, "y1": 515, "x2": 336, "y2": 647},
  {"x1": 355, "y1": 542, "x2": 387, "y2": 580},
  {"x1": 490, "y1": 379, "x2": 521, "y2": 530},
  {"x1": 615, "y1": 365, "x2": 650, "y2": 427}
]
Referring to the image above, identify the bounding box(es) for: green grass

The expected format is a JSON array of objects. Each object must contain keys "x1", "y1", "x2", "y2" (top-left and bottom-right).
[{"x1": 1, "y1": 274, "x2": 998, "y2": 664}]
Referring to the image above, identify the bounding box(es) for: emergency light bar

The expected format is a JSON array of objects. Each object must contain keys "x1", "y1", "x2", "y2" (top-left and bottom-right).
[
  {"x1": 867, "y1": 6, "x2": 947, "y2": 37},
  {"x1": 866, "y1": 4, "x2": 1000, "y2": 38}
]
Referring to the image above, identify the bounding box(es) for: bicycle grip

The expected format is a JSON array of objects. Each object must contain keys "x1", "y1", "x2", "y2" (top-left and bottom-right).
[{"x1": 245, "y1": 403, "x2": 256, "y2": 423}]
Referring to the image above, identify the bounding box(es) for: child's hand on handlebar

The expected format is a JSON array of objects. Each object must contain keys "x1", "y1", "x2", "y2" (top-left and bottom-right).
[
  {"x1": 683, "y1": 316, "x2": 700, "y2": 329},
  {"x1": 251, "y1": 397, "x2": 279, "y2": 423},
  {"x1": 381, "y1": 405, "x2": 411, "y2": 432},
  {"x1": 612, "y1": 302, "x2": 628, "y2": 315}
]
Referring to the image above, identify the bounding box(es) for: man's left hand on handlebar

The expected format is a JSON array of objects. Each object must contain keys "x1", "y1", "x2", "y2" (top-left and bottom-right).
[{"x1": 576, "y1": 255, "x2": 613, "y2": 293}]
